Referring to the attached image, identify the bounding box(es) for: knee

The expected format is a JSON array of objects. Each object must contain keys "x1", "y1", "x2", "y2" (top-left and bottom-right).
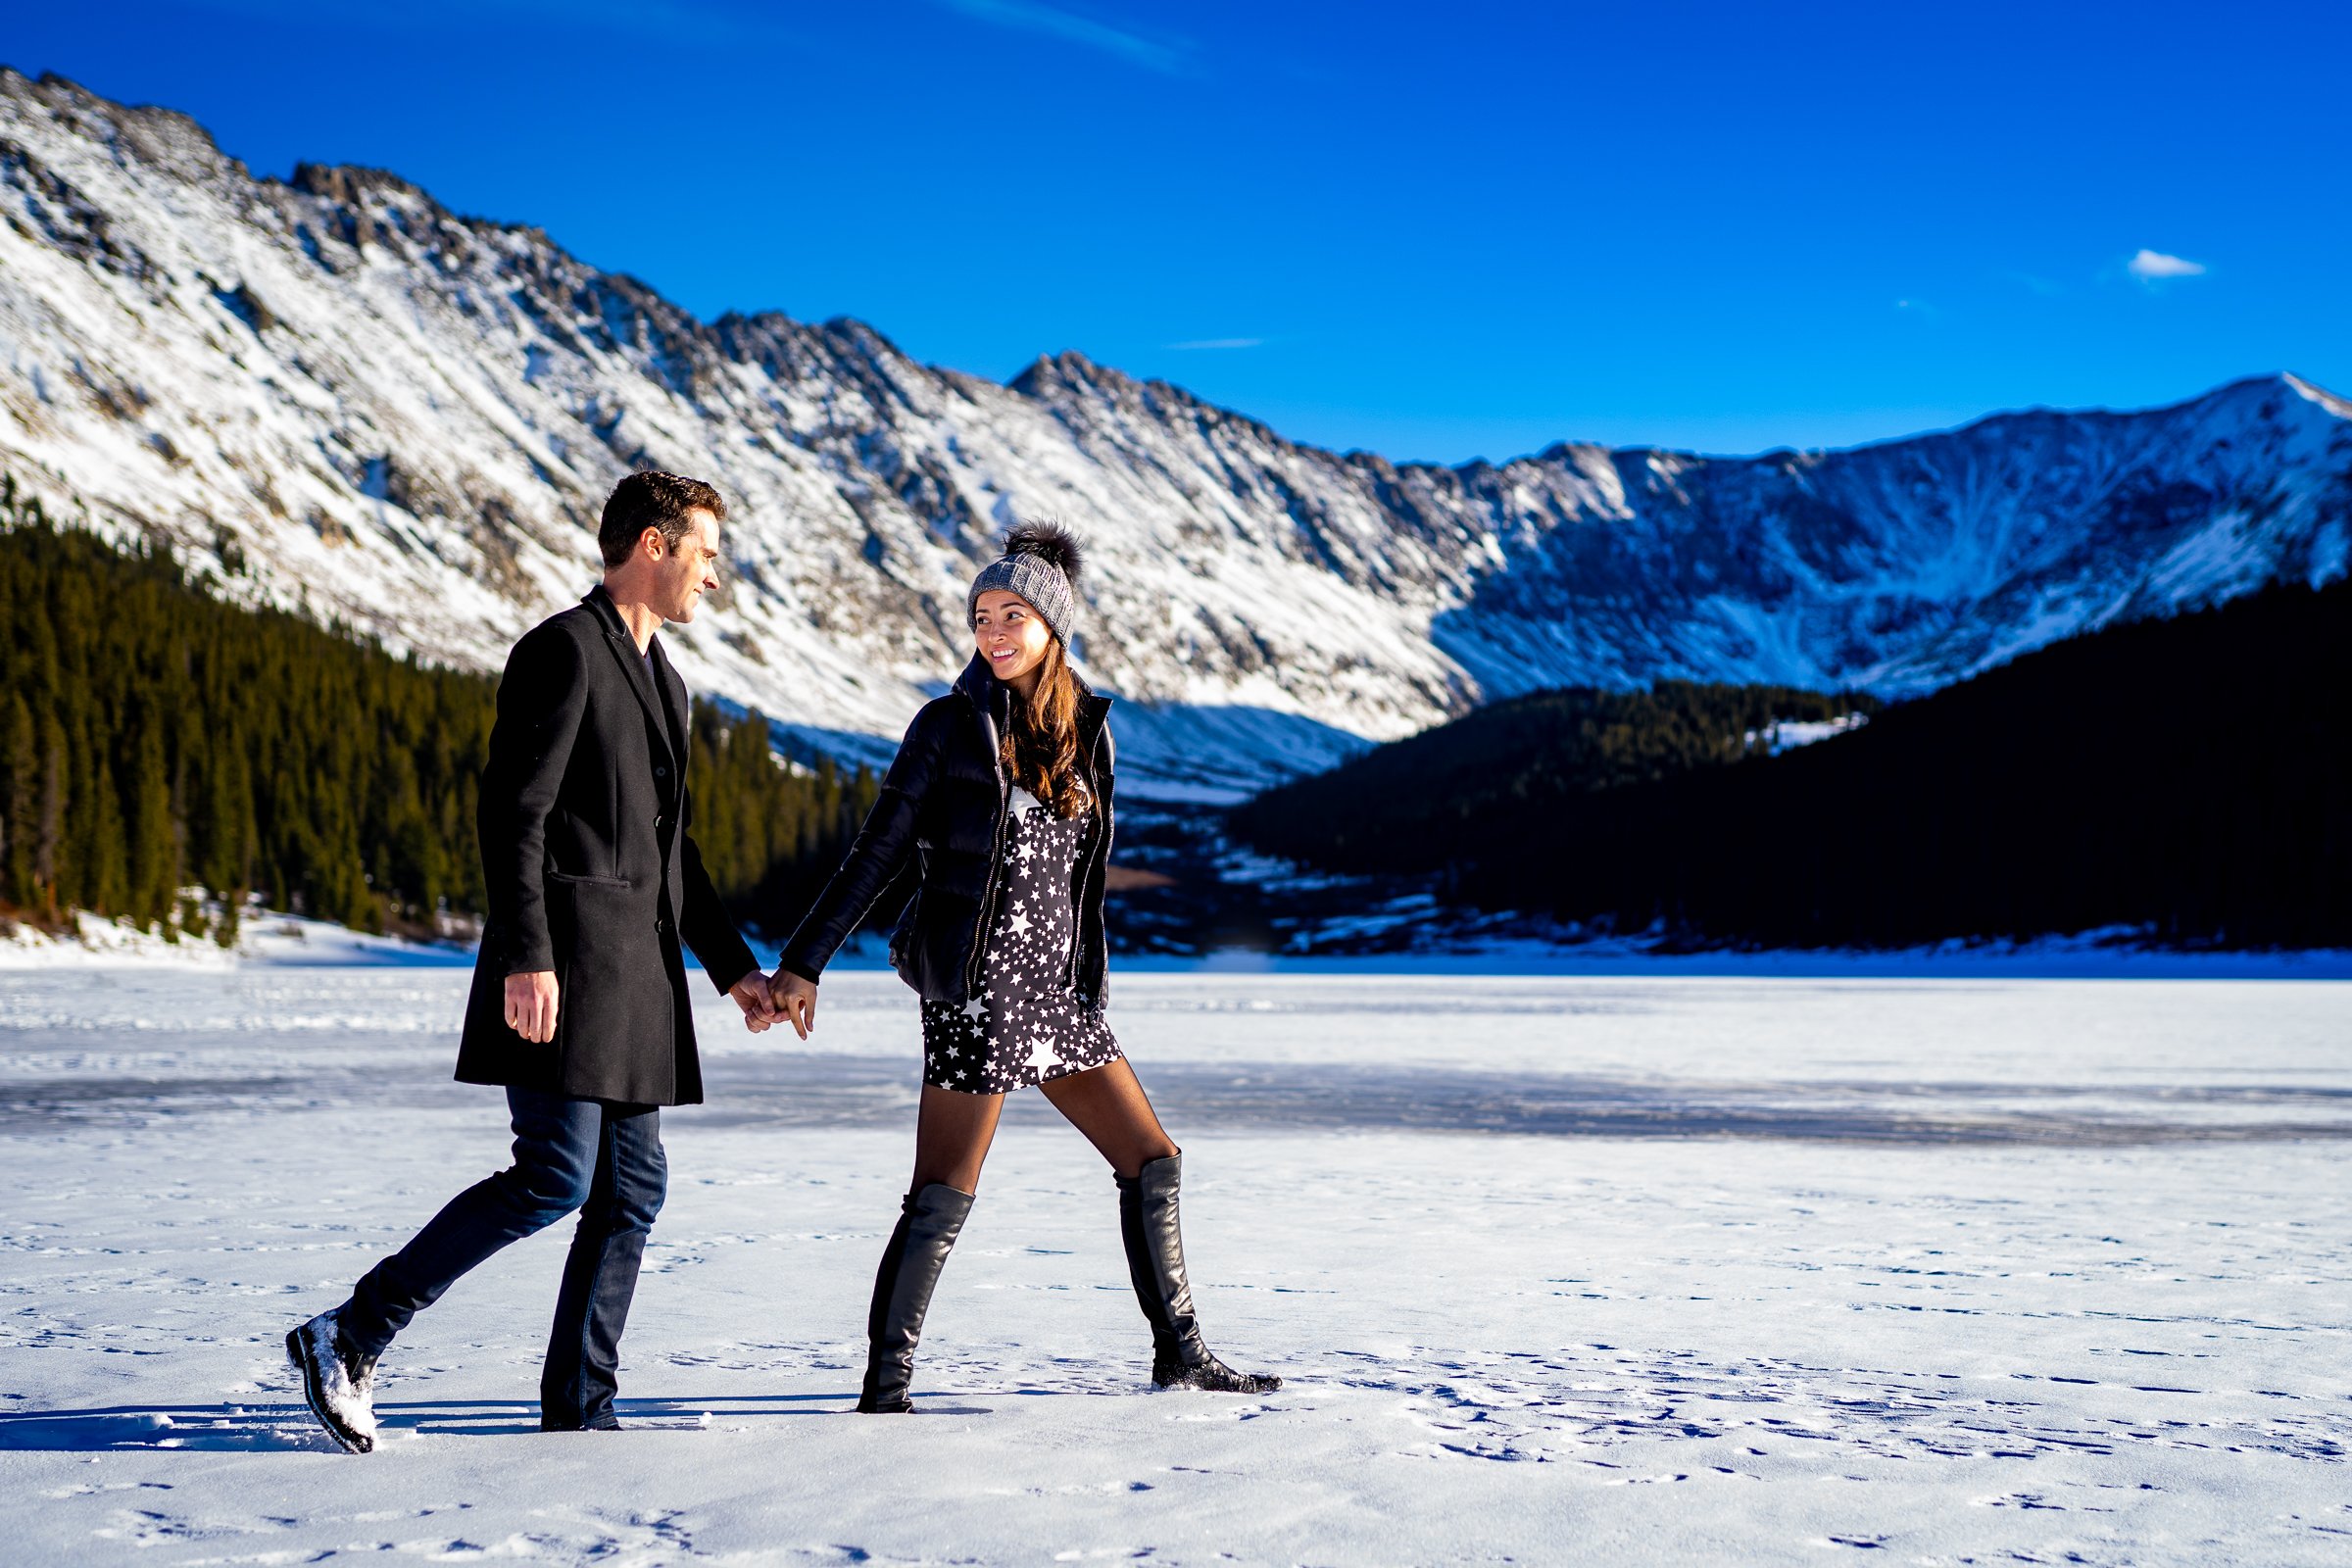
[
  {"x1": 1111, "y1": 1136, "x2": 1179, "y2": 1182},
  {"x1": 602, "y1": 1139, "x2": 666, "y2": 1232},
  {"x1": 910, "y1": 1165, "x2": 980, "y2": 1197},
  {"x1": 505, "y1": 1155, "x2": 595, "y2": 1221},
  {"x1": 616, "y1": 1164, "x2": 665, "y2": 1231}
]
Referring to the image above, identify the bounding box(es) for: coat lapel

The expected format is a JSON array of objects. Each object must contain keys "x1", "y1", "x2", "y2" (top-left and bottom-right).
[
  {"x1": 584, "y1": 586, "x2": 676, "y2": 767},
  {"x1": 647, "y1": 635, "x2": 690, "y2": 767}
]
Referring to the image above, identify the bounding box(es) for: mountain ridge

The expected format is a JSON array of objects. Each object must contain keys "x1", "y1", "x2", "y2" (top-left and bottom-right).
[
  {"x1": 9, "y1": 72, "x2": 2338, "y2": 470},
  {"x1": 3, "y1": 66, "x2": 2346, "y2": 799}
]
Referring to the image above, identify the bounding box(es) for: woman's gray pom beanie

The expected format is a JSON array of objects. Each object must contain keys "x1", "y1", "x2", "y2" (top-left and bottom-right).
[{"x1": 968, "y1": 521, "x2": 1085, "y2": 645}]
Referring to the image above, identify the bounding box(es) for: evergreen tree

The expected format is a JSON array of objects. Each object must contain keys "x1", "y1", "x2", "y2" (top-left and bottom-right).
[
  {"x1": 0, "y1": 478, "x2": 880, "y2": 940},
  {"x1": 125, "y1": 702, "x2": 177, "y2": 923},
  {"x1": 1, "y1": 691, "x2": 33, "y2": 906},
  {"x1": 1236, "y1": 579, "x2": 2352, "y2": 950},
  {"x1": 34, "y1": 709, "x2": 66, "y2": 915}
]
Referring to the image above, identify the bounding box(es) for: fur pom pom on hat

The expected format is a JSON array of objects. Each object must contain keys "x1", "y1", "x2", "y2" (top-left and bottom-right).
[{"x1": 968, "y1": 521, "x2": 1085, "y2": 646}]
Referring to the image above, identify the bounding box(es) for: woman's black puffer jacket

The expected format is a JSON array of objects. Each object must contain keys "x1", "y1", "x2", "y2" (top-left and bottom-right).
[{"x1": 777, "y1": 655, "x2": 1116, "y2": 1004}]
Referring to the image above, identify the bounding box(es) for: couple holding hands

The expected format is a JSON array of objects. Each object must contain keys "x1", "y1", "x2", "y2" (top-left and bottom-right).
[{"x1": 287, "y1": 471, "x2": 1277, "y2": 1453}]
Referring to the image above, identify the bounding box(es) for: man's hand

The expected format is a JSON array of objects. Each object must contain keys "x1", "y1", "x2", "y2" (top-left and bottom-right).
[
  {"x1": 504, "y1": 969, "x2": 560, "y2": 1043},
  {"x1": 729, "y1": 971, "x2": 776, "y2": 1034},
  {"x1": 773, "y1": 972, "x2": 818, "y2": 1041}
]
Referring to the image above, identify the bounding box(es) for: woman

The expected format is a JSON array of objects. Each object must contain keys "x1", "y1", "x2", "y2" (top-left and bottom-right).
[{"x1": 769, "y1": 522, "x2": 1281, "y2": 1413}]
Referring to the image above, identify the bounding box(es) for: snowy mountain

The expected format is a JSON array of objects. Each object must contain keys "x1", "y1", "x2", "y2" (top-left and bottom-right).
[{"x1": 3, "y1": 69, "x2": 2347, "y2": 799}]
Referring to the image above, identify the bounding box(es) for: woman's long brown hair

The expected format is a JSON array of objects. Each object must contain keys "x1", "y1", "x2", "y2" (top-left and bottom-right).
[{"x1": 1002, "y1": 637, "x2": 1091, "y2": 818}]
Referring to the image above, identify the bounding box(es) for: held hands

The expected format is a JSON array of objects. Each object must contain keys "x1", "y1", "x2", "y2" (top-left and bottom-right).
[
  {"x1": 503, "y1": 969, "x2": 560, "y2": 1043},
  {"x1": 772, "y1": 971, "x2": 818, "y2": 1041},
  {"x1": 730, "y1": 970, "x2": 815, "y2": 1040},
  {"x1": 729, "y1": 971, "x2": 777, "y2": 1033},
  {"x1": 507, "y1": 967, "x2": 792, "y2": 1042}
]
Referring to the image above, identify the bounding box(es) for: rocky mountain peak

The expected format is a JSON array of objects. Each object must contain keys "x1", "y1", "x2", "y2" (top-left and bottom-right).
[
  {"x1": 0, "y1": 74, "x2": 2345, "y2": 799},
  {"x1": 285, "y1": 161, "x2": 436, "y2": 213}
]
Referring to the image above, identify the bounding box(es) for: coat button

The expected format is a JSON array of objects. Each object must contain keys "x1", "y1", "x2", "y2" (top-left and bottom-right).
[
  {"x1": 655, "y1": 814, "x2": 669, "y2": 832},
  {"x1": 655, "y1": 765, "x2": 668, "y2": 778},
  {"x1": 656, "y1": 917, "x2": 672, "y2": 936}
]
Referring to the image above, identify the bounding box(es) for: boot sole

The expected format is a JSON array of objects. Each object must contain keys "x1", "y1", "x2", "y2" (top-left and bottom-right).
[
  {"x1": 1152, "y1": 1368, "x2": 1284, "y2": 1394},
  {"x1": 286, "y1": 1327, "x2": 373, "y2": 1454}
]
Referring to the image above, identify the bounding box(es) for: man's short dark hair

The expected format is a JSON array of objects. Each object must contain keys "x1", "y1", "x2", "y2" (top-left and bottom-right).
[{"x1": 598, "y1": 471, "x2": 726, "y2": 567}]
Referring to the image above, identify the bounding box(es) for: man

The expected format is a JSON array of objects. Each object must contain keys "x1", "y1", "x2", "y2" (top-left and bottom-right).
[{"x1": 287, "y1": 471, "x2": 776, "y2": 1451}]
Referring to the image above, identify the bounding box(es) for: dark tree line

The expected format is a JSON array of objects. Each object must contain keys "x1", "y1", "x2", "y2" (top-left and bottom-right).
[
  {"x1": 0, "y1": 483, "x2": 875, "y2": 942},
  {"x1": 684, "y1": 703, "x2": 880, "y2": 933},
  {"x1": 1473, "y1": 579, "x2": 2352, "y2": 948},
  {"x1": 1232, "y1": 681, "x2": 1880, "y2": 875},
  {"x1": 1239, "y1": 579, "x2": 2352, "y2": 949}
]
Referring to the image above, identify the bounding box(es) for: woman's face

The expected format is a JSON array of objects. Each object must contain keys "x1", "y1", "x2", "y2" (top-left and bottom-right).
[{"x1": 972, "y1": 589, "x2": 1054, "y2": 687}]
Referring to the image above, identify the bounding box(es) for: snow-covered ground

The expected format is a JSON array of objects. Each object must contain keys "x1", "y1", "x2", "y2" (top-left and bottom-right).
[
  {"x1": 0, "y1": 908, "x2": 472, "y2": 969},
  {"x1": 2, "y1": 968, "x2": 2348, "y2": 1565},
  {"x1": 1746, "y1": 713, "x2": 1871, "y2": 755},
  {"x1": 13, "y1": 902, "x2": 2352, "y2": 982}
]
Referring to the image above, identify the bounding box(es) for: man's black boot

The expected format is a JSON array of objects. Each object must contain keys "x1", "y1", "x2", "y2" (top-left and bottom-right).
[{"x1": 287, "y1": 1307, "x2": 380, "y2": 1452}]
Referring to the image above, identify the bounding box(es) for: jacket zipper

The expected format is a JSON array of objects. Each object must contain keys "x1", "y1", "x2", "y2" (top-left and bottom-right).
[
  {"x1": 964, "y1": 687, "x2": 1012, "y2": 1000},
  {"x1": 1065, "y1": 722, "x2": 1113, "y2": 992}
]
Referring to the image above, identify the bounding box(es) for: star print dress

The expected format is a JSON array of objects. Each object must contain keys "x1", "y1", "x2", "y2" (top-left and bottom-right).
[{"x1": 919, "y1": 786, "x2": 1124, "y2": 1093}]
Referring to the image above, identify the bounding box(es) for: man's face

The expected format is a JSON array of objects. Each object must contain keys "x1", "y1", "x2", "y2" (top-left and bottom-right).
[{"x1": 650, "y1": 510, "x2": 721, "y2": 623}]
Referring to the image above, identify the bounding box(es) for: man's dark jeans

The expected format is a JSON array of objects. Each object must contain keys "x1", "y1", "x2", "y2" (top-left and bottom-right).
[{"x1": 339, "y1": 1086, "x2": 666, "y2": 1431}]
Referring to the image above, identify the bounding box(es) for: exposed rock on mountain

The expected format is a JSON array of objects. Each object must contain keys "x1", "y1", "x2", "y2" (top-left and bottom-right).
[{"x1": 2, "y1": 69, "x2": 2345, "y2": 797}]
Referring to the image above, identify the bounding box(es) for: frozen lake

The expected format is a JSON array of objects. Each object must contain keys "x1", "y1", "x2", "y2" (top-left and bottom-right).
[{"x1": 2, "y1": 969, "x2": 2348, "y2": 1564}]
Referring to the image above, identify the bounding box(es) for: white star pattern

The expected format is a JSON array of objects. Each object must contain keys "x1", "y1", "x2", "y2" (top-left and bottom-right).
[{"x1": 918, "y1": 806, "x2": 1117, "y2": 1093}]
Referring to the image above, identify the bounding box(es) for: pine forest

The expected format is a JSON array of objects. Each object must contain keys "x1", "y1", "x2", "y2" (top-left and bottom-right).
[
  {"x1": 0, "y1": 479, "x2": 877, "y2": 944},
  {"x1": 1236, "y1": 580, "x2": 2352, "y2": 949}
]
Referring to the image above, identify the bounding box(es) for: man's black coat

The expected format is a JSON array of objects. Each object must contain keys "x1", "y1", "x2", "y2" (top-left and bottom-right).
[{"x1": 455, "y1": 585, "x2": 758, "y2": 1105}]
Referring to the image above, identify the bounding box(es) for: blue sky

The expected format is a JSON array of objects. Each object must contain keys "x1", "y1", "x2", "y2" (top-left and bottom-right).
[{"x1": 10, "y1": 1, "x2": 2346, "y2": 463}]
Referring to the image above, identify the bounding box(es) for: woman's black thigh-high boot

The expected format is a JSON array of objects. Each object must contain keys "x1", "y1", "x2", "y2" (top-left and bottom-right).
[
  {"x1": 1115, "y1": 1152, "x2": 1281, "y2": 1394},
  {"x1": 858, "y1": 1183, "x2": 974, "y2": 1413}
]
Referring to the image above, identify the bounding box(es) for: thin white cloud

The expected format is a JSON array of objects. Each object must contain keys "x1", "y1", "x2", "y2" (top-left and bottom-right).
[
  {"x1": 936, "y1": 0, "x2": 1192, "y2": 74},
  {"x1": 2128, "y1": 249, "x2": 2207, "y2": 280},
  {"x1": 1166, "y1": 337, "x2": 1263, "y2": 351}
]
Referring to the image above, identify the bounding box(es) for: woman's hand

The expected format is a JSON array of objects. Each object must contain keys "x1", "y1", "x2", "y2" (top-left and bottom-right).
[{"x1": 773, "y1": 971, "x2": 818, "y2": 1040}]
